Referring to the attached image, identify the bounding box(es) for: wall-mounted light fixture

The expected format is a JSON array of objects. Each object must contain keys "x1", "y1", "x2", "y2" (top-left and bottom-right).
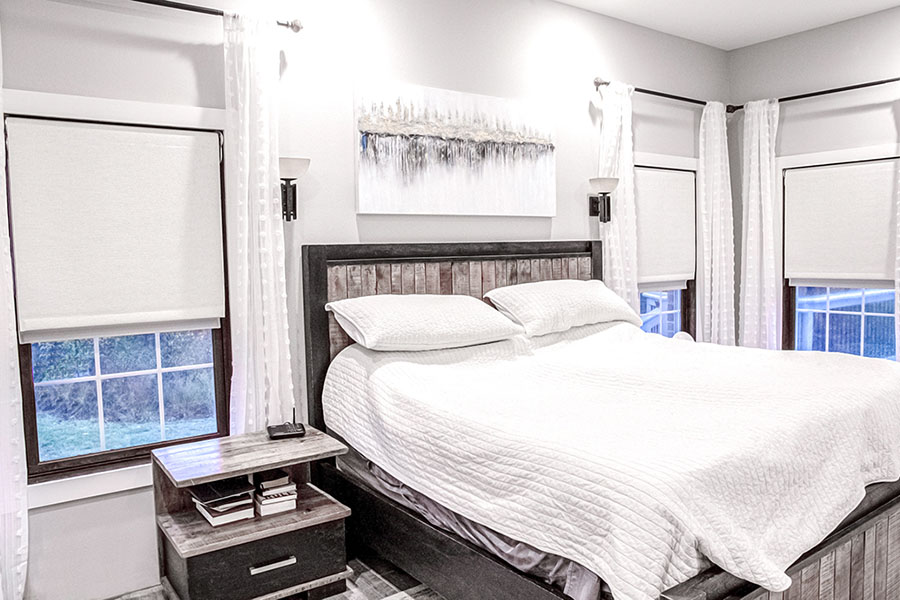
[
  {"x1": 588, "y1": 177, "x2": 618, "y2": 223},
  {"x1": 279, "y1": 157, "x2": 311, "y2": 222}
]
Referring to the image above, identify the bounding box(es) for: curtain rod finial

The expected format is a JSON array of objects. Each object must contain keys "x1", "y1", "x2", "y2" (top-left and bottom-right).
[
  {"x1": 594, "y1": 77, "x2": 609, "y2": 91},
  {"x1": 278, "y1": 18, "x2": 303, "y2": 32}
]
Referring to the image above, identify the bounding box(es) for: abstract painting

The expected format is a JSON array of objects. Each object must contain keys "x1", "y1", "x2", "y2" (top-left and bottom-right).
[{"x1": 356, "y1": 83, "x2": 556, "y2": 216}]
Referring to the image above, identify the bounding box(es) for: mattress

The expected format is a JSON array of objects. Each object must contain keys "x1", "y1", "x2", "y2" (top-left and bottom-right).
[{"x1": 322, "y1": 321, "x2": 900, "y2": 600}]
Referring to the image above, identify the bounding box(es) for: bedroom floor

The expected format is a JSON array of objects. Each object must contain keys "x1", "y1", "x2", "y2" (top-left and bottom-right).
[{"x1": 114, "y1": 556, "x2": 444, "y2": 600}]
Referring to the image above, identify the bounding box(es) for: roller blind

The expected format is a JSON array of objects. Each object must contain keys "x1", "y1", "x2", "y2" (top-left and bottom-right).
[
  {"x1": 634, "y1": 167, "x2": 696, "y2": 288},
  {"x1": 784, "y1": 159, "x2": 898, "y2": 284},
  {"x1": 6, "y1": 117, "x2": 225, "y2": 343}
]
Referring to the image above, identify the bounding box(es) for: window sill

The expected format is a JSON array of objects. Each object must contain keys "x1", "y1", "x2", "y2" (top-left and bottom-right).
[{"x1": 27, "y1": 461, "x2": 153, "y2": 509}]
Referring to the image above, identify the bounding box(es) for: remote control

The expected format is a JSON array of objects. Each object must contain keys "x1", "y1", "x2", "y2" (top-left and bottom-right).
[{"x1": 267, "y1": 422, "x2": 306, "y2": 440}]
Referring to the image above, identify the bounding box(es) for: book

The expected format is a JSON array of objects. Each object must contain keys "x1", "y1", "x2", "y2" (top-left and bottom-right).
[
  {"x1": 255, "y1": 497, "x2": 297, "y2": 517},
  {"x1": 260, "y1": 483, "x2": 297, "y2": 497},
  {"x1": 189, "y1": 477, "x2": 255, "y2": 505},
  {"x1": 253, "y1": 468, "x2": 291, "y2": 490},
  {"x1": 195, "y1": 502, "x2": 254, "y2": 527},
  {"x1": 193, "y1": 493, "x2": 253, "y2": 513},
  {"x1": 256, "y1": 491, "x2": 298, "y2": 506}
]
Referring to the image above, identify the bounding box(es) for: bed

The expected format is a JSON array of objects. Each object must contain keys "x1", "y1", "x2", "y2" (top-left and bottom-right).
[{"x1": 301, "y1": 240, "x2": 900, "y2": 600}]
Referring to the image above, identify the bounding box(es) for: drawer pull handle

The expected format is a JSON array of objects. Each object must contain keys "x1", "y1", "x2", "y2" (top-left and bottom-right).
[{"x1": 249, "y1": 556, "x2": 297, "y2": 576}]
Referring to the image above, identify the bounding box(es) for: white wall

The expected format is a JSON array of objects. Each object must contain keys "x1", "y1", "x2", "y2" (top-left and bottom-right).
[
  {"x1": 725, "y1": 6, "x2": 900, "y2": 338},
  {"x1": 0, "y1": 1, "x2": 729, "y2": 599},
  {"x1": 727, "y1": 6, "x2": 900, "y2": 157}
]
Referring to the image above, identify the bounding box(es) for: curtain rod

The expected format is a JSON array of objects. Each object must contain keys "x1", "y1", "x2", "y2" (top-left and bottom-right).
[
  {"x1": 130, "y1": 0, "x2": 303, "y2": 31},
  {"x1": 593, "y1": 78, "x2": 707, "y2": 107},
  {"x1": 725, "y1": 76, "x2": 900, "y2": 113}
]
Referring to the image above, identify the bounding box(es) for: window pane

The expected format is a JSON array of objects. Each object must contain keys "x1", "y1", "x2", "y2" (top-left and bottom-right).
[
  {"x1": 865, "y1": 289, "x2": 895, "y2": 314},
  {"x1": 163, "y1": 368, "x2": 217, "y2": 440},
  {"x1": 830, "y1": 288, "x2": 864, "y2": 312},
  {"x1": 865, "y1": 316, "x2": 896, "y2": 359},
  {"x1": 35, "y1": 381, "x2": 100, "y2": 460},
  {"x1": 99, "y1": 334, "x2": 156, "y2": 374},
  {"x1": 659, "y1": 311, "x2": 680, "y2": 338},
  {"x1": 796, "y1": 311, "x2": 826, "y2": 351},
  {"x1": 829, "y1": 313, "x2": 862, "y2": 355},
  {"x1": 102, "y1": 374, "x2": 162, "y2": 450},
  {"x1": 641, "y1": 292, "x2": 661, "y2": 315},
  {"x1": 31, "y1": 338, "x2": 94, "y2": 383},
  {"x1": 160, "y1": 329, "x2": 213, "y2": 368},
  {"x1": 796, "y1": 286, "x2": 827, "y2": 311}
]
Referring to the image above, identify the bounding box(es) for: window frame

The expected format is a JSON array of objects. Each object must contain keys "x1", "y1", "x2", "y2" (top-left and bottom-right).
[
  {"x1": 638, "y1": 280, "x2": 696, "y2": 338},
  {"x1": 9, "y1": 115, "x2": 231, "y2": 483},
  {"x1": 781, "y1": 282, "x2": 894, "y2": 356}
]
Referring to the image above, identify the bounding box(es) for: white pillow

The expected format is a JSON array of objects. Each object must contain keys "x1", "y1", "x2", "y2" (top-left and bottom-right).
[
  {"x1": 325, "y1": 294, "x2": 524, "y2": 351},
  {"x1": 483, "y1": 279, "x2": 642, "y2": 337}
]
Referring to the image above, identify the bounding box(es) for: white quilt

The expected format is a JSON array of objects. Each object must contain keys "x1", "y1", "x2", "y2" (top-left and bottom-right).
[{"x1": 322, "y1": 322, "x2": 900, "y2": 600}]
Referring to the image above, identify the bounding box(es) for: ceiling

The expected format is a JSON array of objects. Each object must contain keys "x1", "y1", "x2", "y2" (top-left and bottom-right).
[{"x1": 554, "y1": 0, "x2": 900, "y2": 50}]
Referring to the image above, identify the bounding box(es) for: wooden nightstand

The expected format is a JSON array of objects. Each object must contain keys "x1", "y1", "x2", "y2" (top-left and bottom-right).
[{"x1": 151, "y1": 427, "x2": 350, "y2": 600}]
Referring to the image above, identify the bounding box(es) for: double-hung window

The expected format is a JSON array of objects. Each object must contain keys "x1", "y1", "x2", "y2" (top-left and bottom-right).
[
  {"x1": 6, "y1": 116, "x2": 230, "y2": 479},
  {"x1": 634, "y1": 166, "x2": 696, "y2": 337},
  {"x1": 784, "y1": 158, "x2": 897, "y2": 359}
]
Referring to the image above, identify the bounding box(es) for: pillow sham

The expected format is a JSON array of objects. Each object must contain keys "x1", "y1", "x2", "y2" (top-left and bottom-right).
[
  {"x1": 325, "y1": 294, "x2": 524, "y2": 351},
  {"x1": 483, "y1": 279, "x2": 642, "y2": 337}
]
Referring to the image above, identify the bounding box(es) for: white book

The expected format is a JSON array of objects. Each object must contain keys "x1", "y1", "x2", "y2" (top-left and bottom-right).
[
  {"x1": 256, "y1": 491, "x2": 298, "y2": 505},
  {"x1": 255, "y1": 498, "x2": 297, "y2": 517},
  {"x1": 195, "y1": 503, "x2": 255, "y2": 527}
]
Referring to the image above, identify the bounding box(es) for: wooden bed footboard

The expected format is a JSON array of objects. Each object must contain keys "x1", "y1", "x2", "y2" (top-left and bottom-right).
[{"x1": 664, "y1": 492, "x2": 900, "y2": 600}]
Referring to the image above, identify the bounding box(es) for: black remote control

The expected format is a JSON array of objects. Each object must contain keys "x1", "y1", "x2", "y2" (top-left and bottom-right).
[{"x1": 267, "y1": 422, "x2": 306, "y2": 440}]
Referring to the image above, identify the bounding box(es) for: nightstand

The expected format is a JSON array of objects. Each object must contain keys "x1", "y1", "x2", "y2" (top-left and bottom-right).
[{"x1": 151, "y1": 427, "x2": 350, "y2": 600}]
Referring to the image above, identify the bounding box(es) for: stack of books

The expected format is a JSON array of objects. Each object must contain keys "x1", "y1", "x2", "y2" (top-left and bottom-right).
[
  {"x1": 253, "y1": 468, "x2": 298, "y2": 517},
  {"x1": 189, "y1": 477, "x2": 255, "y2": 527}
]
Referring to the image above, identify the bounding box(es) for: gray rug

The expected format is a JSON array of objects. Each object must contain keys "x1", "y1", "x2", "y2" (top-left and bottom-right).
[{"x1": 112, "y1": 557, "x2": 443, "y2": 600}]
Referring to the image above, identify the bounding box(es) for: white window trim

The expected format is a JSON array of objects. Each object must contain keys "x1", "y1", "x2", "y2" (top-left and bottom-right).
[
  {"x1": 27, "y1": 463, "x2": 152, "y2": 509},
  {"x1": 2, "y1": 89, "x2": 225, "y2": 130}
]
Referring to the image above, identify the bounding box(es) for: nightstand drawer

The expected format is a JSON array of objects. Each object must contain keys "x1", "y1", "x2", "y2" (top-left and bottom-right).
[{"x1": 164, "y1": 520, "x2": 345, "y2": 600}]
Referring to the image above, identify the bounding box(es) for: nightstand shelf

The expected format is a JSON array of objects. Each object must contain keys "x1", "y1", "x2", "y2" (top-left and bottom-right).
[{"x1": 152, "y1": 427, "x2": 350, "y2": 600}]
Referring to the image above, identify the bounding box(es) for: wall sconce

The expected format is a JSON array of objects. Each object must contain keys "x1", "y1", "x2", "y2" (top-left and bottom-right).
[
  {"x1": 279, "y1": 157, "x2": 311, "y2": 221},
  {"x1": 588, "y1": 177, "x2": 618, "y2": 223}
]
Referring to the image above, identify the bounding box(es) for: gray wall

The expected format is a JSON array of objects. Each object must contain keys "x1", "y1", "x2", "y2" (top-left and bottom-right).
[{"x1": 0, "y1": 1, "x2": 728, "y2": 598}]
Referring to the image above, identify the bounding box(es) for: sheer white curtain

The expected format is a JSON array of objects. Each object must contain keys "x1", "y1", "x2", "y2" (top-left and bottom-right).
[
  {"x1": 597, "y1": 82, "x2": 639, "y2": 312},
  {"x1": 0, "y1": 24, "x2": 29, "y2": 600},
  {"x1": 224, "y1": 13, "x2": 295, "y2": 433},
  {"x1": 739, "y1": 99, "x2": 781, "y2": 349},
  {"x1": 697, "y1": 102, "x2": 736, "y2": 345}
]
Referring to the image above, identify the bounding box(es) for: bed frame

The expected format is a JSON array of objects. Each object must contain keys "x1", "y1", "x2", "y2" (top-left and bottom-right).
[{"x1": 301, "y1": 240, "x2": 900, "y2": 600}]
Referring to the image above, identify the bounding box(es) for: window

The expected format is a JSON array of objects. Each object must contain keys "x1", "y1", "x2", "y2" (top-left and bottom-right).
[
  {"x1": 29, "y1": 330, "x2": 222, "y2": 463},
  {"x1": 640, "y1": 290, "x2": 682, "y2": 337},
  {"x1": 5, "y1": 116, "x2": 229, "y2": 479},
  {"x1": 794, "y1": 286, "x2": 895, "y2": 359}
]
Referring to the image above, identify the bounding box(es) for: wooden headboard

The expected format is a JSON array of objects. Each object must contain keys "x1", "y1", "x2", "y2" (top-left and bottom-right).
[{"x1": 301, "y1": 241, "x2": 602, "y2": 430}]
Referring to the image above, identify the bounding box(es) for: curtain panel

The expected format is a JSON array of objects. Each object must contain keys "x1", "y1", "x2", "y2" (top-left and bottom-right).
[
  {"x1": 0, "y1": 23, "x2": 29, "y2": 600},
  {"x1": 739, "y1": 99, "x2": 781, "y2": 349},
  {"x1": 697, "y1": 102, "x2": 736, "y2": 345},
  {"x1": 223, "y1": 13, "x2": 295, "y2": 433},
  {"x1": 596, "y1": 81, "x2": 639, "y2": 312}
]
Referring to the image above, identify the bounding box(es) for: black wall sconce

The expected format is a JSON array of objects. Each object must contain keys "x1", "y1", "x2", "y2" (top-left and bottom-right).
[
  {"x1": 588, "y1": 177, "x2": 618, "y2": 223},
  {"x1": 279, "y1": 157, "x2": 310, "y2": 222}
]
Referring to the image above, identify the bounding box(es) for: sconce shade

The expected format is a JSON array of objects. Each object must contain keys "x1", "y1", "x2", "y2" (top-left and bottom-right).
[
  {"x1": 589, "y1": 177, "x2": 619, "y2": 194},
  {"x1": 279, "y1": 157, "x2": 310, "y2": 180}
]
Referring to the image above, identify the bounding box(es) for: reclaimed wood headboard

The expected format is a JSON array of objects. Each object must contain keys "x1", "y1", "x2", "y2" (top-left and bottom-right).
[{"x1": 301, "y1": 241, "x2": 602, "y2": 430}]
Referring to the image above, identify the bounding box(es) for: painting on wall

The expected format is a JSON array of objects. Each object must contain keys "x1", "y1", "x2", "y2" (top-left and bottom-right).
[{"x1": 356, "y1": 83, "x2": 556, "y2": 216}]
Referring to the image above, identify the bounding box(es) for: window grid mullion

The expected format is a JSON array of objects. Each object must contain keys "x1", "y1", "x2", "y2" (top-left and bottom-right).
[
  {"x1": 156, "y1": 333, "x2": 166, "y2": 441},
  {"x1": 93, "y1": 337, "x2": 106, "y2": 451}
]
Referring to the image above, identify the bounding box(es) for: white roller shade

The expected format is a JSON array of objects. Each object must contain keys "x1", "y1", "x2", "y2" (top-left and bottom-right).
[
  {"x1": 784, "y1": 159, "x2": 897, "y2": 283},
  {"x1": 6, "y1": 117, "x2": 225, "y2": 342},
  {"x1": 635, "y1": 167, "x2": 696, "y2": 286}
]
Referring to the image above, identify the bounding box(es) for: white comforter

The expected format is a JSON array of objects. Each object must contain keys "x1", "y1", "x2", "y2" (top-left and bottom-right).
[{"x1": 322, "y1": 322, "x2": 900, "y2": 600}]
